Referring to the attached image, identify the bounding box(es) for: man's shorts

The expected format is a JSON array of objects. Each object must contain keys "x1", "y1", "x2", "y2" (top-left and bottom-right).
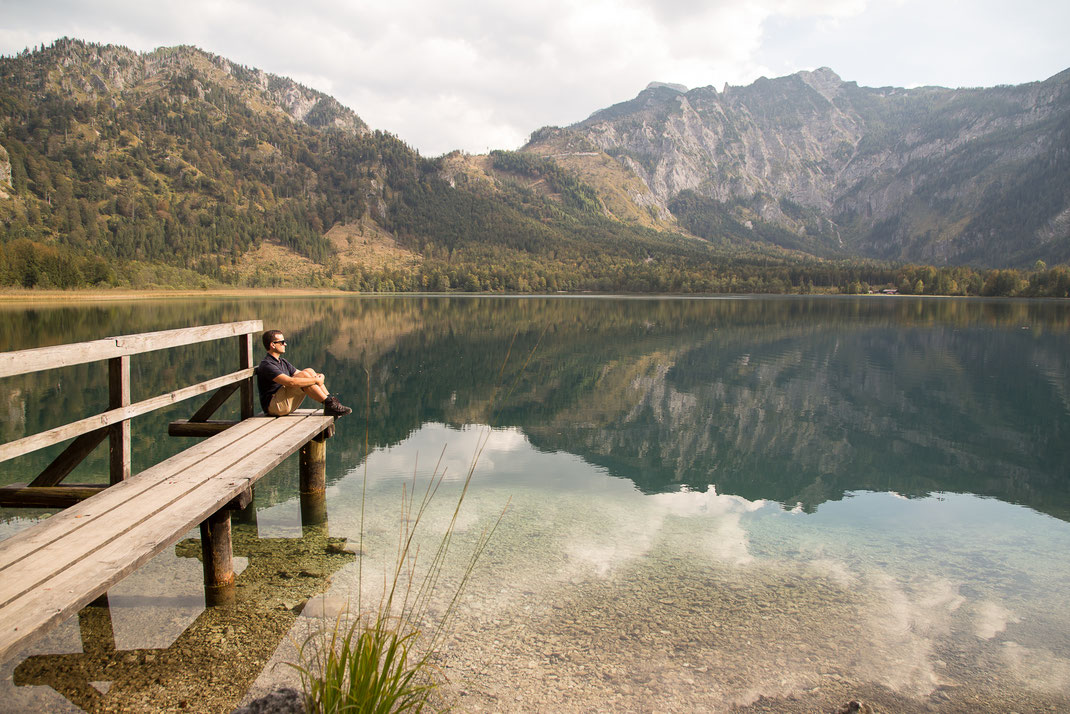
[{"x1": 268, "y1": 385, "x2": 306, "y2": 416}]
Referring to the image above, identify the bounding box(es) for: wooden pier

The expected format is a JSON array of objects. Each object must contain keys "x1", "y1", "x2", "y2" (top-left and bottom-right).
[{"x1": 0, "y1": 321, "x2": 338, "y2": 664}]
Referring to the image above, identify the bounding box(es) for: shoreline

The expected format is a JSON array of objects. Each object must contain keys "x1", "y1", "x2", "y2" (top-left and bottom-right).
[
  {"x1": 0, "y1": 288, "x2": 353, "y2": 303},
  {"x1": 0, "y1": 288, "x2": 1039, "y2": 305}
]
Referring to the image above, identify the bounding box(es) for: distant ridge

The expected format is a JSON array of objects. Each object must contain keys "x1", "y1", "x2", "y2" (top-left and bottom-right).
[
  {"x1": 646, "y1": 81, "x2": 688, "y2": 93},
  {"x1": 527, "y1": 66, "x2": 1070, "y2": 266}
]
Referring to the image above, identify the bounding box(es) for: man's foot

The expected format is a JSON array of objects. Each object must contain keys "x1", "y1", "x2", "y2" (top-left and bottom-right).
[{"x1": 323, "y1": 395, "x2": 352, "y2": 418}]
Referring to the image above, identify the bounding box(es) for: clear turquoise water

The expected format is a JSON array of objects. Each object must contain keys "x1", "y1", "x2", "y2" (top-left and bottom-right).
[{"x1": 1, "y1": 295, "x2": 1068, "y2": 712}]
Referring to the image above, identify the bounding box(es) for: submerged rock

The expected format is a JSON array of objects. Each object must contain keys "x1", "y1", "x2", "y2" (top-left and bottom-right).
[{"x1": 232, "y1": 687, "x2": 304, "y2": 714}]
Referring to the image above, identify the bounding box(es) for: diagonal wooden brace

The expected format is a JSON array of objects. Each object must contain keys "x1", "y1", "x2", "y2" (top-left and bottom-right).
[
  {"x1": 29, "y1": 428, "x2": 109, "y2": 487},
  {"x1": 189, "y1": 382, "x2": 242, "y2": 423}
]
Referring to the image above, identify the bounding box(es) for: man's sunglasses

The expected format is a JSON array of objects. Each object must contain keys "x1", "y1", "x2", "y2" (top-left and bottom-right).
[{"x1": 272, "y1": 340, "x2": 287, "y2": 345}]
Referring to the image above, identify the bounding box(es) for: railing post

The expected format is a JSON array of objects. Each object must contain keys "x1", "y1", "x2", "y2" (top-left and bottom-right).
[
  {"x1": 200, "y1": 510, "x2": 235, "y2": 606},
  {"x1": 239, "y1": 333, "x2": 254, "y2": 419},
  {"x1": 108, "y1": 356, "x2": 130, "y2": 484}
]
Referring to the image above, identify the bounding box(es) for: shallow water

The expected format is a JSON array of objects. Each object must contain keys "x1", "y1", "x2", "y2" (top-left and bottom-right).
[{"x1": 1, "y1": 295, "x2": 1068, "y2": 712}]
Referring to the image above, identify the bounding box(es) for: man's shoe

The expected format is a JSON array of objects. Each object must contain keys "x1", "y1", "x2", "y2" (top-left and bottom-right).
[{"x1": 323, "y1": 396, "x2": 352, "y2": 418}]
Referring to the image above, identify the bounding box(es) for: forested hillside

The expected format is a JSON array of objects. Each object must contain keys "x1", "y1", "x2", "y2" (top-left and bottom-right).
[
  {"x1": 0, "y1": 39, "x2": 1068, "y2": 297},
  {"x1": 0, "y1": 38, "x2": 380, "y2": 287}
]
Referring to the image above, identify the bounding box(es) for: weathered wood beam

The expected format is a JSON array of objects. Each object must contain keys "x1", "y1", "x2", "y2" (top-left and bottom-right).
[
  {"x1": 223, "y1": 488, "x2": 254, "y2": 512},
  {"x1": 188, "y1": 382, "x2": 241, "y2": 423},
  {"x1": 0, "y1": 320, "x2": 263, "y2": 377},
  {"x1": 239, "y1": 333, "x2": 255, "y2": 420},
  {"x1": 109, "y1": 356, "x2": 130, "y2": 484},
  {"x1": 167, "y1": 420, "x2": 240, "y2": 437},
  {"x1": 232, "y1": 487, "x2": 258, "y2": 526},
  {"x1": 28, "y1": 428, "x2": 108, "y2": 487},
  {"x1": 0, "y1": 483, "x2": 110, "y2": 508},
  {"x1": 0, "y1": 368, "x2": 254, "y2": 464},
  {"x1": 299, "y1": 438, "x2": 326, "y2": 495}
]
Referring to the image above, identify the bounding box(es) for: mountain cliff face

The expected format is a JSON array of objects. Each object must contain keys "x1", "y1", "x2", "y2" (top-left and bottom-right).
[{"x1": 526, "y1": 68, "x2": 1070, "y2": 267}]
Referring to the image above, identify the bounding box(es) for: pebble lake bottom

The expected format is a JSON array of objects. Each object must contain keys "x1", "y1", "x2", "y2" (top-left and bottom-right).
[{"x1": 1, "y1": 295, "x2": 1068, "y2": 712}]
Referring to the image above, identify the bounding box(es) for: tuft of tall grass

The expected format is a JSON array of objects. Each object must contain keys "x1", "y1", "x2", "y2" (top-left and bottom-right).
[
  {"x1": 293, "y1": 393, "x2": 509, "y2": 710},
  {"x1": 291, "y1": 610, "x2": 434, "y2": 713},
  {"x1": 292, "y1": 356, "x2": 525, "y2": 713},
  {"x1": 292, "y1": 437, "x2": 505, "y2": 712}
]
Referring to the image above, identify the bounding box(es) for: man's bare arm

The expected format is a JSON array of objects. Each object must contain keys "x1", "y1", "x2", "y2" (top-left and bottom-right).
[{"x1": 273, "y1": 371, "x2": 325, "y2": 389}]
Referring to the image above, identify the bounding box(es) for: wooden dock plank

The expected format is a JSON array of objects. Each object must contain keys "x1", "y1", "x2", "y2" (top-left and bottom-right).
[
  {"x1": 0, "y1": 416, "x2": 328, "y2": 607},
  {"x1": 0, "y1": 417, "x2": 269, "y2": 570},
  {"x1": 0, "y1": 409, "x2": 325, "y2": 568},
  {"x1": 0, "y1": 413, "x2": 333, "y2": 662}
]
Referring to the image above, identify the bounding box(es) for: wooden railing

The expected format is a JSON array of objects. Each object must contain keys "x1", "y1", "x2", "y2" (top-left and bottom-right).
[{"x1": 0, "y1": 320, "x2": 263, "y2": 507}]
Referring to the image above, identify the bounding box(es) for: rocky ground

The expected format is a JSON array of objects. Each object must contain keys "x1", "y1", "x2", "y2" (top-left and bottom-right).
[{"x1": 236, "y1": 546, "x2": 1069, "y2": 713}]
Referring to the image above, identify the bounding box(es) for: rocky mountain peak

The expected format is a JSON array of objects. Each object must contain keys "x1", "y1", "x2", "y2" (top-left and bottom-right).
[
  {"x1": 794, "y1": 67, "x2": 844, "y2": 100},
  {"x1": 646, "y1": 81, "x2": 689, "y2": 93},
  {"x1": 546, "y1": 66, "x2": 1070, "y2": 266},
  {"x1": 15, "y1": 38, "x2": 366, "y2": 135}
]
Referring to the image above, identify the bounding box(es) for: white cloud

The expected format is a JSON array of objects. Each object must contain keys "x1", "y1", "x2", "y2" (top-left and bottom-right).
[
  {"x1": 1, "y1": 0, "x2": 1066, "y2": 155},
  {"x1": 566, "y1": 486, "x2": 764, "y2": 576},
  {"x1": 352, "y1": 423, "x2": 528, "y2": 484}
]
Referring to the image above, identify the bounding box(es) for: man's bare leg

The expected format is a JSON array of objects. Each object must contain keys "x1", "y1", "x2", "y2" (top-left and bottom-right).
[
  {"x1": 294, "y1": 368, "x2": 330, "y2": 403},
  {"x1": 295, "y1": 368, "x2": 351, "y2": 417}
]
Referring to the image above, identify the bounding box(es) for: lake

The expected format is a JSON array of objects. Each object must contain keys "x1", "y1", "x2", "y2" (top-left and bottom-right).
[{"x1": 1, "y1": 295, "x2": 1069, "y2": 712}]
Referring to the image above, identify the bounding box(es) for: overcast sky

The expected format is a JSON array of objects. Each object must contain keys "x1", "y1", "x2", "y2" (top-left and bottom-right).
[{"x1": 1, "y1": 0, "x2": 1067, "y2": 156}]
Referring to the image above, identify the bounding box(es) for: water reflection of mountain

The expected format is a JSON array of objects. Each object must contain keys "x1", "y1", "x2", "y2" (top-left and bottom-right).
[
  {"x1": 3, "y1": 297, "x2": 1068, "y2": 522},
  {"x1": 522, "y1": 325, "x2": 1070, "y2": 519},
  {"x1": 323, "y1": 298, "x2": 1070, "y2": 523}
]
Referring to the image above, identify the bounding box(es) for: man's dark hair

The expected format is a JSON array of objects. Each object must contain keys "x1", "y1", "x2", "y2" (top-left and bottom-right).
[{"x1": 262, "y1": 329, "x2": 283, "y2": 350}]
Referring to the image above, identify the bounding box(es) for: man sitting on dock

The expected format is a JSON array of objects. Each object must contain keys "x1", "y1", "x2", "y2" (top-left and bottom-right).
[{"x1": 257, "y1": 329, "x2": 352, "y2": 418}]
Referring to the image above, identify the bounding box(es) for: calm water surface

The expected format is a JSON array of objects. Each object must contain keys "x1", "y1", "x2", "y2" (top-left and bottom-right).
[{"x1": 1, "y1": 295, "x2": 1068, "y2": 712}]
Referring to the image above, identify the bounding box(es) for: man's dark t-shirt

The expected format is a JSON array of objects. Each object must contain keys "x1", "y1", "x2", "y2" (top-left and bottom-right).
[{"x1": 257, "y1": 354, "x2": 297, "y2": 413}]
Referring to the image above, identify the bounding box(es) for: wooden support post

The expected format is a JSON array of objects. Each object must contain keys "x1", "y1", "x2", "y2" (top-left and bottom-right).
[
  {"x1": 239, "y1": 333, "x2": 254, "y2": 419},
  {"x1": 299, "y1": 436, "x2": 327, "y2": 527},
  {"x1": 108, "y1": 356, "x2": 130, "y2": 484},
  {"x1": 299, "y1": 438, "x2": 327, "y2": 494},
  {"x1": 199, "y1": 510, "x2": 235, "y2": 607}
]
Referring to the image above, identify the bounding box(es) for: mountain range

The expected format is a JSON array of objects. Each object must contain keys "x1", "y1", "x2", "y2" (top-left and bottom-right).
[
  {"x1": 525, "y1": 67, "x2": 1070, "y2": 266},
  {"x1": 1, "y1": 38, "x2": 1068, "y2": 293}
]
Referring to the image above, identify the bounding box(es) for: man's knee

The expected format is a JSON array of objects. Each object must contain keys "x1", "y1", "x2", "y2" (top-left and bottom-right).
[{"x1": 296, "y1": 367, "x2": 317, "y2": 377}]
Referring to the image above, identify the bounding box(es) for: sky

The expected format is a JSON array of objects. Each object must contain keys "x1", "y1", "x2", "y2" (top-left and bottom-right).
[{"x1": 1, "y1": 0, "x2": 1067, "y2": 157}]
